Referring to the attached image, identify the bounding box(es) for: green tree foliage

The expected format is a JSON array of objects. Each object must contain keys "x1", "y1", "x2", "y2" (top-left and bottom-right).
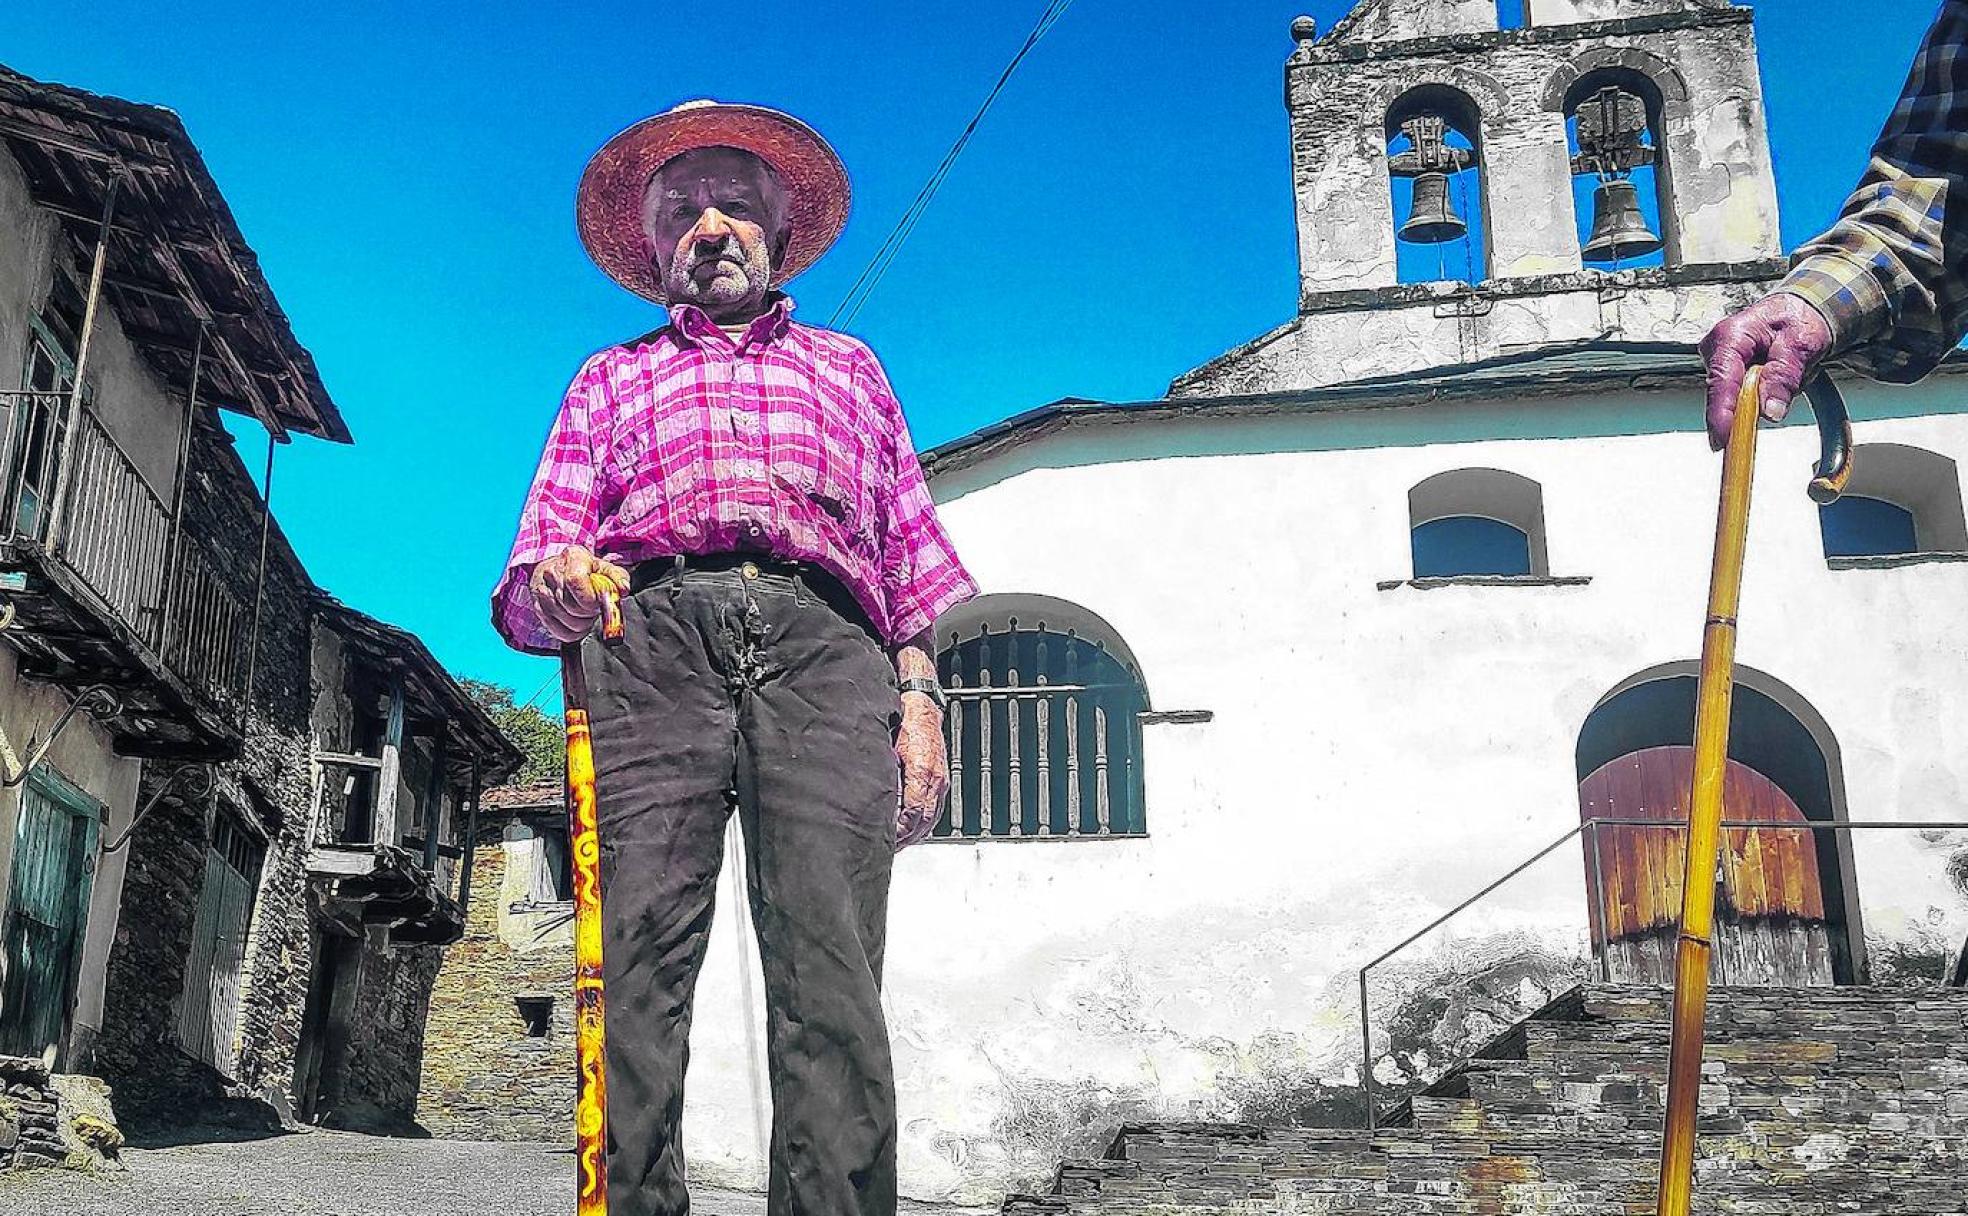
[{"x1": 461, "y1": 678, "x2": 562, "y2": 786}]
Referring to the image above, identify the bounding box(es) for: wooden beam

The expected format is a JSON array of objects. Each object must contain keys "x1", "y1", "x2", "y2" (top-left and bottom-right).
[
  {"x1": 305, "y1": 846, "x2": 379, "y2": 878},
  {"x1": 0, "y1": 116, "x2": 174, "y2": 168},
  {"x1": 457, "y1": 762, "x2": 482, "y2": 919},
  {"x1": 30, "y1": 198, "x2": 150, "y2": 238},
  {"x1": 104, "y1": 271, "x2": 191, "y2": 306},
  {"x1": 373, "y1": 678, "x2": 405, "y2": 847},
  {"x1": 420, "y1": 730, "x2": 448, "y2": 874},
  {"x1": 402, "y1": 836, "x2": 464, "y2": 861},
  {"x1": 316, "y1": 750, "x2": 382, "y2": 771}
]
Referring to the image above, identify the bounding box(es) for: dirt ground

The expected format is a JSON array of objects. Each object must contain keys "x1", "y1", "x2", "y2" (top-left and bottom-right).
[{"x1": 0, "y1": 1127, "x2": 989, "y2": 1216}]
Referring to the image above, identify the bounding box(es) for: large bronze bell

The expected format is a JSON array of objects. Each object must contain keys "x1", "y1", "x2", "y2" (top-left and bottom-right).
[
  {"x1": 1399, "y1": 171, "x2": 1467, "y2": 245},
  {"x1": 1582, "y1": 178, "x2": 1663, "y2": 263}
]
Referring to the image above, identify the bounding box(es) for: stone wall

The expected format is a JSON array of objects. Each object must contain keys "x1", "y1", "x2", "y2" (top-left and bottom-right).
[
  {"x1": 326, "y1": 939, "x2": 447, "y2": 1132},
  {"x1": 86, "y1": 783, "x2": 212, "y2": 1120},
  {"x1": 0, "y1": 1056, "x2": 64, "y2": 1170},
  {"x1": 418, "y1": 836, "x2": 576, "y2": 1142}
]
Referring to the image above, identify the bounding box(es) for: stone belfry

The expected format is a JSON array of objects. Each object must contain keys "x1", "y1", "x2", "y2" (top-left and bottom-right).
[{"x1": 1174, "y1": 0, "x2": 1788, "y2": 396}]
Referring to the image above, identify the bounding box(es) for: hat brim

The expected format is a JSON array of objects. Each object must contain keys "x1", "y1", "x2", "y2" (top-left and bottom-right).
[{"x1": 576, "y1": 103, "x2": 850, "y2": 304}]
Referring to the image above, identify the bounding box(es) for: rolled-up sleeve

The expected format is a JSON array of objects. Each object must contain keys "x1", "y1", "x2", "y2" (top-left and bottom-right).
[
  {"x1": 860, "y1": 353, "x2": 977, "y2": 645},
  {"x1": 1778, "y1": 0, "x2": 1968, "y2": 382},
  {"x1": 491, "y1": 359, "x2": 608, "y2": 655}
]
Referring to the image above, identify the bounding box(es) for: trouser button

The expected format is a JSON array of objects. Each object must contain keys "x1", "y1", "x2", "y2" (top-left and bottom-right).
[{"x1": 742, "y1": 561, "x2": 759, "y2": 580}]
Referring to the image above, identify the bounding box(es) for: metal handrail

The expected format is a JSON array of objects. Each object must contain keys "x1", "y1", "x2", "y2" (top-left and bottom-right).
[{"x1": 1358, "y1": 816, "x2": 1968, "y2": 1128}]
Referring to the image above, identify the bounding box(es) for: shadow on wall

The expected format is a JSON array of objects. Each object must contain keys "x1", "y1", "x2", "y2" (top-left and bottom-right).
[
  {"x1": 1365, "y1": 929, "x2": 1586, "y2": 1098},
  {"x1": 1870, "y1": 834, "x2": 1968, "y2": 984},
  {"x1": 976, "y1": 928, "x2": 1578, "y2": 1190}
]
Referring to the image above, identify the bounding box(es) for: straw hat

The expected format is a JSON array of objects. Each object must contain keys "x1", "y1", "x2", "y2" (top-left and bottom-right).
[{"x1": 575, "y1": 100, "x2": 851, "y2": 303}]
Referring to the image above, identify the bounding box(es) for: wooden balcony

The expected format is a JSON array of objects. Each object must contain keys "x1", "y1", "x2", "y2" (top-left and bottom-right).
[{"x1": 0, "y1": 388, "x2": 248, "y2": 757}]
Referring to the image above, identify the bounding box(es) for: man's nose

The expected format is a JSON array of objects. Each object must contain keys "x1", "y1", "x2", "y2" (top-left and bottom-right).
[{"x1": 689, "y1": 207, "x2": 738, "y2": 249}]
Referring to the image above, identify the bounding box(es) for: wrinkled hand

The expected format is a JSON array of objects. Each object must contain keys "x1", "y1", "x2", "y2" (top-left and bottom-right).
[
  {"x1": 1700, "y1": 293, "x2": 1833, "y2": 451},
  {"x1": 527, "y1": 546, "x2": 632, "y2": 643},
  {"x1": 893, "y1": 694, "x2": 949, "y2": 850}
]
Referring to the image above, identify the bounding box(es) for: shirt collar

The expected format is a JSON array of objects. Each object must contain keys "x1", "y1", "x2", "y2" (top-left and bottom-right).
[{"x1": 667, "y1": 294, "x2": 796, "y2": 352}]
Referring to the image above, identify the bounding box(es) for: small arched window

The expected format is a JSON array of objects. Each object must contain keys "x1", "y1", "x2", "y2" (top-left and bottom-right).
[
  {"x1": 1819, "y1": 443, "x2": 1968, "y2": 560},
  {"x1": 935, "y1": 596, "x2": 1149, "y2": 840},
  {"x1": 1387, "y1": 86, "x2": 1488, "y2": 285},
  {"x1": 1409, "y1": 468, "x2": 1548, "y2": 579}
]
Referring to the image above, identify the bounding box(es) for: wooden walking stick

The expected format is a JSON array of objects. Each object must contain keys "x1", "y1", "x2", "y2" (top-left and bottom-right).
[
  {"x1": 1654, "y1": 366, "x2": 1852, "y2": 1216},
  {"x1": 564, "y1": 577, "x2": 625, "y2": 1216}
]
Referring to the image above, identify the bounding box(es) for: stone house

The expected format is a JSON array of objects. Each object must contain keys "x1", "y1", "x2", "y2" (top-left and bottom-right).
[
  {"x1": 427, "y1": 0, "x2": 1968, "y2": 1206},
  {"x1": 418, "y1": 782, "x2": 575, "y2": 1141},
  {"x1": 0, "y1": 62, "x2": 520, "y2": 1158}
]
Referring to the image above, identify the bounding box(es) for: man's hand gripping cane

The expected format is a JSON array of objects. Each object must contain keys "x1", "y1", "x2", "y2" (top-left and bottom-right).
[{"x1": 559, "y1": 569, "x2": 626, "y2": 1215}]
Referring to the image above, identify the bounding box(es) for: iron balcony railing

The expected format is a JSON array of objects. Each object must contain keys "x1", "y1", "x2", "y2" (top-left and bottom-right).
[
  {"x1": 1357, "y1": 816, "x2": 1968, "y2": 1128},
  {"x1": 0, "y1": 388, "x2": 248, "y2": 712}
]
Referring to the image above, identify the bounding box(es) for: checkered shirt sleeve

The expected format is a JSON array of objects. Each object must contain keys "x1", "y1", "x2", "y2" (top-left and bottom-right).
[
  {"x1": 1779, "y1": 0, "x2": 1968, "y2": 382},
  {"x1": 860, "y1": 353, "x2": 978, "y2": 644},
  {"x1": 490, "y1": 357, "x2": 606, "y2": 655}
]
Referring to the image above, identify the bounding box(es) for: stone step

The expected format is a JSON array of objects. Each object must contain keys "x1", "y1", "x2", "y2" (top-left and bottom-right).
[
  {"x1": 1523, "y1": 1013, "x2": 1968, "y2": 1060},
  {"x1": 1568, "y1": 984, "x2": 1968, "y2": 1032},
  {"x1": 1049, "y1": 1160, "x2": 1139, "y2": 1197},
  {"x1": 1001, "y1": 986, "x2": 1968, "y2": 1216}
]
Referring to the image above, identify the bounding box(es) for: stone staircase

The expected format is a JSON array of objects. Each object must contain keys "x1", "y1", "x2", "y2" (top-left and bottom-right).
[{"x1": 1001, "y1": 985, "x2": 1968, "y2": 1215}]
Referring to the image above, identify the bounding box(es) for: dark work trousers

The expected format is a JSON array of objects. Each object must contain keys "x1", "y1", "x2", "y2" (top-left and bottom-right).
[{"x1": 581, "y1": 559, "x2": 903, "y2": 1216}]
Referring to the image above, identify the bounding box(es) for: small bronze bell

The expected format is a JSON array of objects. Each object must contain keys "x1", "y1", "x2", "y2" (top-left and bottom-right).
[
  {"x1": 1582, "y1": 178, "x2": 1663, "y2": 263},
  {"x1": 1399, "y1": 171, "x2": 1467, "y2": 245}
]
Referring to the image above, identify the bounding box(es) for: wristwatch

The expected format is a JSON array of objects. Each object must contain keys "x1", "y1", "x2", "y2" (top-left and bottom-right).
[{"x1": 898, "y1": 676, "x2": 947, "y2": 709}]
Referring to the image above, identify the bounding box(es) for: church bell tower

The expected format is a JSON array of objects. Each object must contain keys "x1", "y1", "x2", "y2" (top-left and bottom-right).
[{"x1": 1175, "y1": 0, "x2": 1788, "y2": 396}]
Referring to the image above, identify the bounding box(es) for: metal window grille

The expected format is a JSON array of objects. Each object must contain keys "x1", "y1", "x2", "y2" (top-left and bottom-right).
[{"x1": 935, "y1": 628, "x2": 1147, "y2": 840}]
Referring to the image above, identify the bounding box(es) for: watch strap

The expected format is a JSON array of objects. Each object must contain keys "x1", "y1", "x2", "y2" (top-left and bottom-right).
[{"x1": 898, "y1": 676, "x2": 947, "y2": 708}]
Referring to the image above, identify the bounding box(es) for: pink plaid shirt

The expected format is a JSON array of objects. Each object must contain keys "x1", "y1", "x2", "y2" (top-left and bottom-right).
[{"x1": 492, "y1": 296, "x2": 977, "y2": 655}]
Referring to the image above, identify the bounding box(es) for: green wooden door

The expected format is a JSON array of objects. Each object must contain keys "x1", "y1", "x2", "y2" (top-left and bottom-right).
[{"x1": 0, "y1": 767, "x2": 101, "y2": 1061}]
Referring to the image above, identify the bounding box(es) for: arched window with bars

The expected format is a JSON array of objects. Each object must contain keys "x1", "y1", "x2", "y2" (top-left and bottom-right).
[{"x1": 933, "y1": 596, "x2": 1149, "y2": 841}]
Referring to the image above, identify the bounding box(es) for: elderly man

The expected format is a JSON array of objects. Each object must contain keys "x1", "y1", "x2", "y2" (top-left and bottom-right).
[
  {"x1": 1703, "y1": 0, "x2": 1968, "y2": 442},
  {"x1": 492, "y1": 101, "x2": 976, "y2": 1216}
]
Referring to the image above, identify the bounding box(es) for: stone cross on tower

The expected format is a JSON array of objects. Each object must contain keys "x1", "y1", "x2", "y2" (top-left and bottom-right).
[{"x1": 1174, "y1": 0, "x2": 1790, "y2": 395}]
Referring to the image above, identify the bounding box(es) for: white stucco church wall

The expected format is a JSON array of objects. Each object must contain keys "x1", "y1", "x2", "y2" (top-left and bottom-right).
[
  {"x1": 665, "y1": 374, "x2": 1968, "y2": 1204},
  {"x1": 664, "y1": 0, "x2": 1968, "y2": 1204}
]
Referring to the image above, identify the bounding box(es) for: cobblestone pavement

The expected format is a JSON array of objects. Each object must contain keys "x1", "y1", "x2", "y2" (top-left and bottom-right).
[{"x1": 0, "y1": 1128, "x2": 990, "y2": 1216}]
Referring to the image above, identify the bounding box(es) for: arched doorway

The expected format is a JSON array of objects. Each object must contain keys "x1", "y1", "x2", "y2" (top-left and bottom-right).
[{"x1": 1576, "y1": 665, "x2": 1863, "y2": 986}]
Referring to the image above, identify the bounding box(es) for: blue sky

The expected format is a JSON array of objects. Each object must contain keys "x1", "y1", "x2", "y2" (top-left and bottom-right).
[{"x1": 0, "y1": 0, "x2": 1944, "y2": 700}]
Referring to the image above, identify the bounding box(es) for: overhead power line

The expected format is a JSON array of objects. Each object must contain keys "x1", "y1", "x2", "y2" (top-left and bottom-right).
[{"x1": 827, "y1": 0, "x2": 1078, "y2": 329}]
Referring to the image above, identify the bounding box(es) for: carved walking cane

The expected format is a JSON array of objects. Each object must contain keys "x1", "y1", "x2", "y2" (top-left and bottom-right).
[
  {"x1": 1654, "y1": 366, "x2": 1852, "y2": 1216},
  {"x1": 563, "y1": 578, "x2": 625, "y2": 1216}
]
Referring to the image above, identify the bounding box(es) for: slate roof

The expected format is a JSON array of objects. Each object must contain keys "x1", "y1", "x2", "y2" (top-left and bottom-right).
[
  {"x1": 919, "y1": 340, "x2": 1968, "y2": 478},
  {"x1": 0, "y1": 63, "x2": 349, "y2": 442}
]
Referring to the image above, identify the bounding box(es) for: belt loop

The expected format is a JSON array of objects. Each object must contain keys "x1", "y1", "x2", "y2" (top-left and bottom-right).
[
  {"x1": 792, "y1": 564, "x2": 809, "y2": 608},
  {"x1": 668, "y1": 553, "x2": 685, "y2": 600}
]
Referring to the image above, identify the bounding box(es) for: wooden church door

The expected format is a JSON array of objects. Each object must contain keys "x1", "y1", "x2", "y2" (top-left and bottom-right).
[{"x1": 1580, "y1": 745, "x2": 1834, "y2": 987}]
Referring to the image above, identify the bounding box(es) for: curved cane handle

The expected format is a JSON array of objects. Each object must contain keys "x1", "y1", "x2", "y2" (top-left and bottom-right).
[
  {"x1": 1802, "y1": 373, "x2": 1854, "y2": 504},
  {"x1": 590, "y1": 574, "x2": 626, "y2": 644}
]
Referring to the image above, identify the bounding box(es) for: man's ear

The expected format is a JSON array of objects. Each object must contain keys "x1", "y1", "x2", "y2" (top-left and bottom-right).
[{"x1": 770, "y1": 224, "x2": 793, "y2": 271}]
